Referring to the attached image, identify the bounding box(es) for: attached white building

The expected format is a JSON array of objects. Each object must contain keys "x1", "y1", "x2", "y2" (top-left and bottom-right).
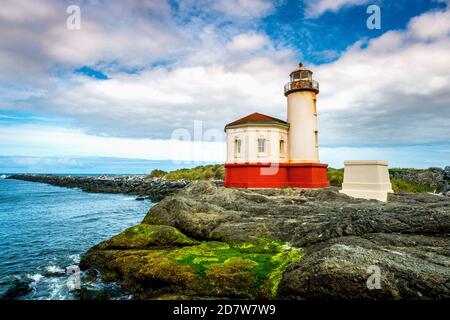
[{"x1": 225, "y1": 113, "x2": 289, "y2": 164}]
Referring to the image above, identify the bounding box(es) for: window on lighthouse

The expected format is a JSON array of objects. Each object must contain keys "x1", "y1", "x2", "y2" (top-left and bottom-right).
[
  {"x1": 279, "y1": 140, "x2": 285, "y2": 155},
  {"x1": 258, "y1": 139, "x2": 266, "y2": 153},
  {"x1": 300, "y1": 71, "x2": 309, "y2": 80},
  {"x1": 314, "y1": 130, "x2": 319, "y2": 147},
  {"x1": 235, "y1": 139, "x2": 242, "y2": 155}
]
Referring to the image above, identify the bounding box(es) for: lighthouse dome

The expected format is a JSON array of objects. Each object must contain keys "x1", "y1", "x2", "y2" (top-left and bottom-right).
[{"x1": 289, "y1": 63, "x2": 313, "y2": 81}]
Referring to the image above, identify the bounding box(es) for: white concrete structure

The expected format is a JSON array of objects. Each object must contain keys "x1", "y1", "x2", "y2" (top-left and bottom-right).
[
  {"x1": 286, "y1": 66, "x2": 320, "y2": 163},
  {"x1": 226, "y1": 117, "x2": 289, "y2": 164},
  {"x1": 340, "y1": 160, "x2": 394, "y2": 202}
]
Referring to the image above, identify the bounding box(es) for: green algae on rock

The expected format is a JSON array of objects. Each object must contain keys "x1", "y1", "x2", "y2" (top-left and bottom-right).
[
  {"x1": 95, "y1": 224, "x2": 198, "y2": 250},
  {"x1": 80, "y1": 224, "x2": 302, "y2": 299}
]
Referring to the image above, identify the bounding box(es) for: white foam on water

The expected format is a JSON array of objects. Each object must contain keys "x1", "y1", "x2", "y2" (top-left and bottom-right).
[
  {"x1": 26, "y1": 273, "x2": 44, "y2": 283},
  {"x1": 120, "y1": 197, "x2": 136, "y2": 201},
  {"x1": 47, "y1": 277, "x2": 70, "y2": 300},
  {"x1": 69, "y1": 254, "x2": 80, "y2": 264},
  {"x1": 0, "y1": 175, "x2": 7, "y2": 179},
  {"x1": 45, "y1": 265, "x2": 65, "y2": 274}
]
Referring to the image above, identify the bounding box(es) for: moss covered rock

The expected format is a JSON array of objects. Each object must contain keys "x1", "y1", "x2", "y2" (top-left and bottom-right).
[
  {"x1": 94, "y1": 224, "x2": 198, "y2": 250},
  {"x1": 81, "y1": 230, "x2": 302, "y2": 299}
]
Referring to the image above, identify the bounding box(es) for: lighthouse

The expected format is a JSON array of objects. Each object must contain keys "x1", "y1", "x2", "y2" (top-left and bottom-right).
[
  {"x1": 224, "y1": 64, "x2": 329, "y2": 188},
  {"x1": 285, "y1": 63, "x2": 320, "y2": 163}
]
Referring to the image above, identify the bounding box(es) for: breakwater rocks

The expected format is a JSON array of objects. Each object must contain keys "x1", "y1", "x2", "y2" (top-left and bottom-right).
[
  {"x1": 81, "y1": 181, "x2": 450, "y2": 300},
  {"x1": 7, "y1": 174, "x2": 192, "y2": 202}
]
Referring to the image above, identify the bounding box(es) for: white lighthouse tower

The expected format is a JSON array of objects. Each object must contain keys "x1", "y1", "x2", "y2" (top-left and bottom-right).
[{"x1": 285, "y1": 63, "x2": 320, "y2": 163}]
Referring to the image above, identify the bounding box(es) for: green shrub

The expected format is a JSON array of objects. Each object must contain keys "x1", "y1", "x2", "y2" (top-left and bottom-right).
[
  {"x1": 148, "y1": 169, "x2": 167, "y2": 178},
  {"x1": 327, "y1": 168, "x2": 344, "y2": 187},
  {"x1": 148, "y1": 164, "x2": 225, "y2": 181},
  {"x1": 391, "y1": 178, "x2": 435, "y2": 193}
]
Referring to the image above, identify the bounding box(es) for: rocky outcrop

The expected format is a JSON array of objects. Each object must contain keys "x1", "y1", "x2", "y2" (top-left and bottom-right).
[
  {"x1": 80, "y1": 225, "x2": 300, "y2": 299},
  {"x1": 7, "y1": 174, "x2": 190, "y2": 202},
  {"x1": 390, "y1": 167, "x2": 450, "y2": 190},
  {"x1": 81, "y1": 181, "x2": 450, "y2": 300},
  {"x1": 279, "y1": 234, "x2": 450, "y2": 299},
  {"x1": 144, "y1": 182, "x2": 450, "y2": 246}
]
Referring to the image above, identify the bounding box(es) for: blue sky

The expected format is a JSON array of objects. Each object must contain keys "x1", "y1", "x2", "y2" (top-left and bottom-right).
[{"x1": 0, "y1": 0, "x2": 449, "y2": 173}]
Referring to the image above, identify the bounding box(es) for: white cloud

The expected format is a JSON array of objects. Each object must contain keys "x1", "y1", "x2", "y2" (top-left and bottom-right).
[
  {"x1": 213, "y1": 0, "x2": 275, "y2": 19},
  {"x1": 408, "y1": 9, "x2": 450, "y2": 40},
  {"x1": 314, "y1": 7, "x2": 450, "y2": 147},
  {"x1": 228, "y1": 33, "x2": 270, "y2": 51},
  {"x1": 0, "y1": 0, "x2": 184, "y2": 80},
  {"x1": 304, "y1": 0, "x2": 369, "y2": 18},
  {"x1": 31, "y1": 4, "x2": 450, "y2": 148},
  {"x1": 0, "y1": 0, "x2": 56, "y2": 22},
  {"x1": 0, "y1": 124, "x2": 225, "y2": 162},
  {"x1": 30, "y1": 58, "x2": 291, "y2": 139}
]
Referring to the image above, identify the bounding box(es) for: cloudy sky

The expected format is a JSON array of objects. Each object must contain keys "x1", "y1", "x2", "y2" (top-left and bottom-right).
[{"x1": 1, "y1": 0, "x2": 450, "y2": 173}]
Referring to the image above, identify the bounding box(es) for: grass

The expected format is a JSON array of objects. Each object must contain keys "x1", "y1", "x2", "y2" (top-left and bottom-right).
[
  {"x1": 390, "y1": 178, "x2": 435, "y2": 193},
  {"x1": 147, "y1": 164, "x2": 224, "y2": 180},
  {"x1": 327, "y1": 167, "x2": 344, "y2": 187}
]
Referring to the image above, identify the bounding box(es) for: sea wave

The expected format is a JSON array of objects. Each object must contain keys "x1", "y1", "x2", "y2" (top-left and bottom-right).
[
  {"x1": 26, "y1": 273, "x2": 44, "y2": 283},
  {"x1": 69, "y1": 254, "x2": 80, "y2": 264},
  {"x1": 45, "y1": 265, "x2": 65, "y2": 275},
  {"x1": 120, "y1": 196, "x2": 137, "y2": 201}
]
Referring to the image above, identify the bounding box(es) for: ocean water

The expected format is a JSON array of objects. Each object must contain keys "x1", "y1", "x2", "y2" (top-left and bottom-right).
[{"x1": 0, "y1": 176, "x2": 153, "y2": 300}]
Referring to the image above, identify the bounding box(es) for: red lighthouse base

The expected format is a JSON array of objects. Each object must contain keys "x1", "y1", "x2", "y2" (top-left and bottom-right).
[{"x1": 224, "y1": 163, "x2": 330, "y2": 188}]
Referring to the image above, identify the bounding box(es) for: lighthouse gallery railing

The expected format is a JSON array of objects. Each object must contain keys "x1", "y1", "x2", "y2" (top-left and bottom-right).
[{"x1": 284, "y1": 80, "x2": 319, "y2": 95}]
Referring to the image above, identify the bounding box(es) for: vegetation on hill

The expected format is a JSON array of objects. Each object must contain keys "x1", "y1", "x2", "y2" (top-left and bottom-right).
[
  {"x1": 327, "y1": 168, "x2": 344, "y2": 187},
  {"x1": 148, "y1": 164, "x2": 224, "y2": 181},
  {"x1": 148, "y1": 164, "x2": 440, "y2": 193},
  {"x1": 390, "y1": 178, "x2": 435, "y2": 193}
]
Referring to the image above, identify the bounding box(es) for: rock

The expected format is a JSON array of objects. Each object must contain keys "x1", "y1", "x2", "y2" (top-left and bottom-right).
[
  {"x1": 0, "y1": 277, "x2": 32, "y2": 300},
  {"x1": 7, "y1": 174, "x2": 188, "y2": 202},
  {"x1": 93, "y1": 224, "x2": 199, "y2": 250},
  {"x1": 81, "y1": 181, "x2": 450, "y2": 300},
  {"x1": 278, "y1": 234, "x2": 450, "y2": 299},
  {"x1": 144, "y1": 181, "x2": 450, "y2": 246},
  {"x1": 80, "y1": 225, "x2": 302, "y2": 299},
  {"x1": 389, "y1": 167, "x2": 449, "y2": 189}
]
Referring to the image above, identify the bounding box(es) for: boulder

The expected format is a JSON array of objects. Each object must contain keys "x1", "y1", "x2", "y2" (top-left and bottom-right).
[
  {"x1": 278, "y1": 234, "x2": 450, "y2": 299},
  {"x1": 80, "y1": 225, "x2": 302, "y2": 299}
]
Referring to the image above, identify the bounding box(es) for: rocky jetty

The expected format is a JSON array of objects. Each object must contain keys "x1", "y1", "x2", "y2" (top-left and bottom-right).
[
  {"x1": 80, "y1": 181, "x2": 450, "y2": 300},
  {"x1": 7, "y1": 174, "x2": 191, "y2": 202}
]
